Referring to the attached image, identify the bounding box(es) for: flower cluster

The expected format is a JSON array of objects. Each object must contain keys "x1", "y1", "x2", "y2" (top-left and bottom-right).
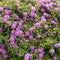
[
  {"x1": 0, "y1": 44, "x2": 8, "y2": 58},
  {"x1": 0, "y1": 27, "x2": 3, "y2": 32},
  {"x1": 24, "y1": 53, "x2": 33, "y2": 60},
  {"x1": 0, "y1": 0, "x2": 60, "y2": 60},
  {"x1": 30, "y1": 6, "x2": 37, "y2": 20}
]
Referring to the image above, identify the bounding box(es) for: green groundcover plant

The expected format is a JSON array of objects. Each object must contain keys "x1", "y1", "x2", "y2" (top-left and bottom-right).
[{"x1": 0, "y1": 0, "x2": 60, "y2": 60}]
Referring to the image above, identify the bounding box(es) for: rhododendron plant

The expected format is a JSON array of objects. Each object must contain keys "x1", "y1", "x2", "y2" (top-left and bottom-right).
[{"x1": 0, "y1": 0, "x2": 60, "y2": 60}]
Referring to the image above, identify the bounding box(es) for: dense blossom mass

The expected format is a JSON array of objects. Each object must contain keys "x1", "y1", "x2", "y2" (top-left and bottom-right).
[{"x1": 0, "y1": 0, "x2": 60, "y2": 60}]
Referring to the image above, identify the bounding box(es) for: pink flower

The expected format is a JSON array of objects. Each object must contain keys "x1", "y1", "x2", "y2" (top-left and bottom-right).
[
  {"x1": 23, "y1": 12, "x2": 27, "y2": 17},
  {"x1": 35, "y1": 48, "x2": 44, "y2": 53},
  {"x1": 55, "y1": 8, "x2": 60, "y2": 11},
  {"x1": 6, "y1": 21, "x2": 12, "y2": 26},
  {"x1": 37, "y1": 34, "x2": 41, "y2": 38},
  {"x1": 40, "y1": 8, "x2": 45, "y2": 13},
  {"x1": 52, "y1": 56, "x2": 57, "y2": 60},
  {"x1": 49, "y1": 49, "x2": 55, "y2": 54},
  {"x1": 13, "y1": 14, "x2": 19, "y2": 20},
  {"x1": 0, "y1": 7, "x2": 3, "y2": 12},
  {"x1": 15, "y1": 30, "x2": 23, "y2": 36},
  {"x1": 44, "y1": 25, "x2": 48, "y2": 30},
  {"x1": 25, "y1": 32, "x2": 29, "y2": 36},
  {"x1": 18, "y1": 20, "x2": 23, "y2": 29},
  {"x1": 55, "y1": 43, "x2": 60, "y2": 48},
  {"x1": 3, "y1": 15, "x2": 10, "y2": 22},
  {"x1": 57, "y1": 3, "x2": 60, "y2": 7},
  {"x1": 10, "y1": 35, "x2": 15, "y2": 41},
  {"x1": 0, "y1": 27, "x2": 3, "y2": 32},
  {"x1": 40, "y1": 16, "x2": 46, "y2": 21},
  {"x1": 29, "y1": 35, "x2": 33, "y2": 39},
  {"x1": 15, "y1": 30, "x2": 20, "y2": 36},
  {"x1": 38, "y1": 52, "x2": 44, "y2": 60},
  {"x1": 4, "y1": 15, "x2": 10, "y2": 20},
  {"x1": 11, "y1": 22, "x2": 17, "y2": 29},
  {"x1": 29, "y1": 27, "x2": 35, "y2": 32},
  {"x1": 31, "y1": 6, "x2": 36, "y2": 12},
  {"x1": 30, "y1": 11, "x2": 37, "y2": 18},
  {"x1": 23, "y1": 16, "x2": 27, "y2": 20},
  {"x1": 0, "y1": 48, "x2": 7, "y2": 55},
  {"x1": 0, "y1": 43, "x2": 5, "y2": 48},
  {"x1": 43, "y1": 13, "x2": 49, "y2": 18},
  {"x1": 40, "y1": 2, "x2": 45, "y2": 7},
  {"x1": 51, "y1": 20, "x2": 56, "y2": 25},
  {"x1": 0, "y1": 48, "x2": 8, "y2": 58},
  {"x1": 30, "y1": 46, "x2": 34, "y2": 50},
  {"x1": 3, "y1": 54, "x2": 8, "y2": 58},
  {"x1": 23, "y1": 38, "x2": 28, "y2": 42},
  {"x1": 34, "y1": 22, "x2": 41, "y2": 27},
  {"x1": 24, "y1": 53, "x2": 33, "y2": 60},
  {"x1": 5, "y1": 9, "x2": 12, "y2": 15}
]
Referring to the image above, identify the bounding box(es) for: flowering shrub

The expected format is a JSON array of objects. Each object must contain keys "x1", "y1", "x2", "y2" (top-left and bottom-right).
[{"x1": 0, "y1": 0, "x2": 60, "y2": 60}]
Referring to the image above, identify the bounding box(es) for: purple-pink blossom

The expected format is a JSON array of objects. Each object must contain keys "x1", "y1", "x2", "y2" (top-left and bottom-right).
[
  {"x1": 49, "y1": 49, "x2": 55, "y2": 54},
  {"x1": 38, "y1": 52, "x2": 44, "y2": 60},
  {"x1": 31, "y1": 6, "x2": 36, "y2": 12},
  {"x1": 3, "y1": 15, "x2": 10, "y2": 22},
  {"x1": 23, "y1": 12, "x2": 27, "y2": 17},
  {"x1": 30, "y1": 46, "x2": 34, "y2": 50},
  {"x1": 11, "y1": 22, "x2": 17, "y2": 29},
  {"x1": 13, "y1": 14, "x2": 19, "y2": 20},
  {"x1": 51, "y1": 20, "x2": 56, "y2": 25},
  {"x1": 52, "y1": 56, "x2": 57, "y2": 60},
  {"x1": 44, "y1": 25, "x2": 48, "y2": 30},
  {"x1": 3, "y1": 54, "x2": 8, "y2": 58},
  {"x1": 0, "y1": 48, "x2": 7, "y2": 55},
  {"x1": 40, "y1": 8, "x2": 45, "y2": 13},
  {"x1": 0, "y1": 7, "x2": 3, "y2": 12},
  {"x1": 43, "y1": 13, "x2": 49, "y2": 18},
  {"x1": 55, "y1": 43, "x2": 60, "y2": 48},
  {"x1": 0, "y1": 43, "x2": 5, "y2": 48},
  {"x1": 0, "y1": 27, "x2": 3, "y2": 32},
  {"x1": 30, "y1": 11, "x2": 37, "y2": 18},
  {"x1": 24, "y1": 53, "x2": 33, "y2": 60},
  {"x1": 4, "y1": 9, "x2": 12, "y2": 15}
]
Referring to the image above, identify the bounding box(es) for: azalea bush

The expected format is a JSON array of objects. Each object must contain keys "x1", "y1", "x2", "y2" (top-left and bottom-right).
[{"x1": 0, "y1": 0, "x2": 60, "y2": 60}]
